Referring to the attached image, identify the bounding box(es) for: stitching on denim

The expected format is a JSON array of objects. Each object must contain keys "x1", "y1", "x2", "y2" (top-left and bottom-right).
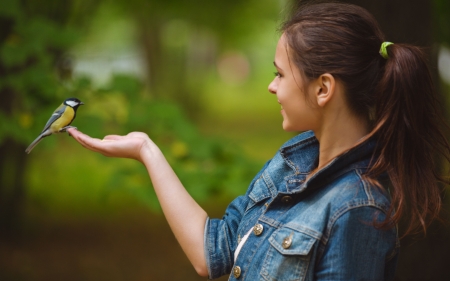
[
  {"x1": 282, "y1": 222, "x2": 323, "y2": 241},
  {"x1": 204, "y1": 218, "x2": 213, "y2": 279},
  {"x1": 357, "y1": 169, "x2": 373, "y2": 201},
  {"x1": 285, "y1": 175, "x2": 307, "y2": 193},
  {"x1": 323, "y1": 202, "x2": 388, "y2": 245},
  {"x1": 262, "y1": 170, "x2": 278, "y2": 198},
  {"x1": 280, "y1": 136, "x2": 318, "y2": 173},
  {"x1": 259, "y1": 215, "x2": 282, "y2": 229},
  {"x1": 242, "y1": 220, "x2": 271, "y2": 280},
  {"x1": 280, "y1": 149, "x2": 299, "y2": 173},
  {"x1": 248, "y1": 174, "x2": 272, "y2": 210},
  {"x1": 222, "y1": 222, "x2": 233, "y2": 272},
  {"x1": 262, "y1": 229, "x2": 313, "y2": 281},
  {"x1": 208, "y1": 219, "x2": 233, "y2": 279},
  {"x1": 300, "y1": 251, "x2": 312, "y2": 281},
  {"x1": 282, "y1": 135, "x2": 317, "y2": 151},
  {"x1": 240, "y1": 203, "x2": 268, "y2": 242},
  {"x1": 287, "y1": 179, "x2": 304, "y2": 183},
  {"x1": 313, "y1": 167, "x2": 369, "y2": 193}
]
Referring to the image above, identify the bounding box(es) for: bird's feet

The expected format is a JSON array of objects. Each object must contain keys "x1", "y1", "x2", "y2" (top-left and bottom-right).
[{"x1": 60, "y1": 126, "x2": 77, "y2": 136}]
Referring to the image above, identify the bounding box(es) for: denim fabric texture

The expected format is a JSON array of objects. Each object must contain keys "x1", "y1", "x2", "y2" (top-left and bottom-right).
[{"x1": 205, "y1": 131, "x2": 399, "y2": 281}]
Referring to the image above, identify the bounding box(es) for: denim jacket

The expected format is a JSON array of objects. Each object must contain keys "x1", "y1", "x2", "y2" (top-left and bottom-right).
[{"x1": 204, "y1": 131, "x2": 399, "y2": 281}]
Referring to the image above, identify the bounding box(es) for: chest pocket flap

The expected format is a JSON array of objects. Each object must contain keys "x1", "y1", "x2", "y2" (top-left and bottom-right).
[
  {"x1": 269, "y1": 227, "x2": 316, "y2": 255},
  {"x1": 262, "y1": 228, "x2": 317, "y2": 281}
]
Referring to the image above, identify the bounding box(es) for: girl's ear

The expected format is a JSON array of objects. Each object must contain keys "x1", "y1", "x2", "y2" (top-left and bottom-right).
[{"x1": 315, "y1": 73, "x2": 336, "y2": 107}]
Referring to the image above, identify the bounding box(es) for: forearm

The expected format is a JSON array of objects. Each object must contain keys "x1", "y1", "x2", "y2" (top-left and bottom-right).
[
  {"x1": 67, "y1": 129, "x2": 209, "y2": 276},
  {"x1": 141, "y1": 141, "x2": 208, "y2": 277}
]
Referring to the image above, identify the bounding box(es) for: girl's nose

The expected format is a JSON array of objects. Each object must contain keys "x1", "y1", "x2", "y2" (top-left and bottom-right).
[{"x1": 268, "y1": 79, "x2": 277, "y2": 94}]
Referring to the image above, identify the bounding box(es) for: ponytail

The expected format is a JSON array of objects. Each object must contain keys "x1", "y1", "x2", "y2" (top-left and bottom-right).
[
  {"x1": 369, "y1": 44, "x2": 450, "y2": 235},
  {"x1": 282, "y1": 2, "x2": 450, "y2": 236}
]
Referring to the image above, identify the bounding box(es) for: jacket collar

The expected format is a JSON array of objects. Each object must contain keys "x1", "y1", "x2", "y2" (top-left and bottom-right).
[{"x1": 280, "y1": 131, "x2": 377, "y2": 193}]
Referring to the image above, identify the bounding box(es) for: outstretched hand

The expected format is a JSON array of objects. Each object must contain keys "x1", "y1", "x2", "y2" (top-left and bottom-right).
[
  {"x1": 67, "y1": 128, "x2": 152, "y2": 162},
  {"x1": 68, "y1": 128, "x2": 208, "y2": 273}
]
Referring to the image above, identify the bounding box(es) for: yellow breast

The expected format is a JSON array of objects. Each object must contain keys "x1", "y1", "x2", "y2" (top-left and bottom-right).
[{"x1": 50, "y1": 106, "x2": 75, "y2": 133}]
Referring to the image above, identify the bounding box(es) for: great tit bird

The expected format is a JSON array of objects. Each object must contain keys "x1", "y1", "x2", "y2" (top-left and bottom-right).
[{"x1": 25, "y1": 97, "x2": 84, "y2": 154}]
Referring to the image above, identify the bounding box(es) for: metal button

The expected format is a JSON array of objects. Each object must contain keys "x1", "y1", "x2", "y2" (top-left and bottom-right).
[
  {"x1": 253, "y1": 224, "x2": 264, "y2": 236},
  {"x1": 281, "y1": 196, "x2": 292, "y2": 204},
  {"x1": 233, "y1": 265, "x2": 241, "y2": 278},
  {"x1": 282, "y1": 233, "x2": 293, "y2": 249}
]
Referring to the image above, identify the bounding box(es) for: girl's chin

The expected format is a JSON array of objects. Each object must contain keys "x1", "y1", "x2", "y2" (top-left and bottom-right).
[
  {"x1": 282, "y1": 121, "x2": 294, "y2": 131},
  {"x1": 282, "y1": 121, "x2": 304, "y2": 132}
]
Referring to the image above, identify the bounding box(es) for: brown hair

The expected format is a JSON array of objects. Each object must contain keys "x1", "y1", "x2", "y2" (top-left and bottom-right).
[{"x1": 282, "y1": 2, "x2": 450, "y2": 236}]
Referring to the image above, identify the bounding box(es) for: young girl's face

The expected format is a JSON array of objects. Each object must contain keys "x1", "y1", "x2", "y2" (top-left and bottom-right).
[{"x1": 268, "y1": 35, "x2": 320, "y2": 132}]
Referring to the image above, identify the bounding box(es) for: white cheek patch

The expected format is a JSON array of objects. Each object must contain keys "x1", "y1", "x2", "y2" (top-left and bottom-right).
[{"x1": 66, "y1": 100, "x2": 78, "y2": 107}]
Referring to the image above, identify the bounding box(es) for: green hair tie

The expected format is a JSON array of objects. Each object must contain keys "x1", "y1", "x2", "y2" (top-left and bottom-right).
[{"x1": 379, "y1": 42, "x2": 394, "y2": 59}]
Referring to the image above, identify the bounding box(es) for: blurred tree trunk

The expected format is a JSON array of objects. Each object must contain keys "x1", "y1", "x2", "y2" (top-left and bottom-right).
[
  {"x1": 0, "y1": 141, "x2": 27, "y2": 238},
  {"x1": 0, "y1": 0, "x2": 100, "y2": 238},
  {"x1": 137, "y1": 17, "x2": 196, "y2": 113},
  {"x1": 135, "y1": 14, "x2": 206, "y2": 119},
  {"x1": 0, "y1": 16, "x2": 26, "y2": 238}
]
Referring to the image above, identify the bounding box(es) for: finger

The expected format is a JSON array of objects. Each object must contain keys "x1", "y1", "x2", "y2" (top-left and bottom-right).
[
  {"x1": 70, "y1": 131, "x2": 107, "y2": 153},
  {"x1": 103, "y1": 135, "x2": 123, "y2": 141},
  {"x1": 68, "y1": 128, "x2": 94, "y2": 143},
  {"x1": 67, "y1": 127, "x2": 82, "y2": 138},
  {"x1": 127, "y1": 132, "x2": 146, "y2": 138},
  {"x1": 67, "y1": 128, "x2": 117, "y2": 156},
  {"x1": 77, "y1": 137, "x2": 104, "y2": 153}
]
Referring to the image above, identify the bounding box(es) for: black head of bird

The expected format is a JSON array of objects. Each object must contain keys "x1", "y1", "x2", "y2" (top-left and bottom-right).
[
  {"x1": 64, "y1": 97, "x2": 84, "y2": 108},
  {"x1": 25, "y1": 97, "x2": 84, "y2": 154}
]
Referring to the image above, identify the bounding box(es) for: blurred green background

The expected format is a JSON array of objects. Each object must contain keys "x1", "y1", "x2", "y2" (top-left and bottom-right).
[{"x1": 1, "y1": 0, "x2": 450, "y2": 280}]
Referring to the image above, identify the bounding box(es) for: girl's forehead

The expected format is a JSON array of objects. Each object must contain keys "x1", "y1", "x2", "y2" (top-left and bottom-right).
[{"x1": 275, "y1": 35, "x2": 290, "y2": 63}]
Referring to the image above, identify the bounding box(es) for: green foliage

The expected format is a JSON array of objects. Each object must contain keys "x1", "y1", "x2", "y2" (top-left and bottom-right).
[
  {"x1": 71, "y1": 74, "x2": 262, "y2": 211},
  {"x1": 1, "y1": 0, "x2": 272, "y2": 217},
  {"x1": 434, "y1": 0, "x2": 450, "y2": 44},
  {"x1": 0, "y1": 0, "x2": 98, "y2": 145}
]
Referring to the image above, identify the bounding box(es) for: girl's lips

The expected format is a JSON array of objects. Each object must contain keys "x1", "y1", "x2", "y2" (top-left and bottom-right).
[{"x1": 278, "y1": 100, "x2": 283, "y2": 109}]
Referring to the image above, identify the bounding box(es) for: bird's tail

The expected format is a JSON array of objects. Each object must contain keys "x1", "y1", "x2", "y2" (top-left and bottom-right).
[{"x1": 25, "y1": 131, "x2": 50, "y2": 154}]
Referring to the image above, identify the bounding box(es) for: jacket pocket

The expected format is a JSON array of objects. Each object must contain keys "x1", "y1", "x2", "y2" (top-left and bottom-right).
[{"x1": 261, "y1": 227, "x2": 316, "y2": 281}]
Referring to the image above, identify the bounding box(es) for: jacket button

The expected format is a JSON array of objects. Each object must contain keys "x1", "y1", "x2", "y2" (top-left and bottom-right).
[
  {"x1": 282, "y1": 235, "x2": 293, "y2": 249},
  {"x1": 281, "y1": 196, "x2": 292, "y2": 204},
  {"x1": 233, "y1": 265, "x2": 241, "y2": 278},
  {"x1": 253, "y1": 224, "x2": 264, "y2": 236}
]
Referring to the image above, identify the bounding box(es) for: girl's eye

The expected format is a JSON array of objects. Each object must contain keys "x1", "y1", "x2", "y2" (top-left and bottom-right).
[{"x1": 274, "y1": 71, "x2": 281, "y2": 78}]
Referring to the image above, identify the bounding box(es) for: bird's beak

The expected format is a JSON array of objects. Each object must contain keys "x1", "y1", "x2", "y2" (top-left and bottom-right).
[{"x1": 79, "y1": 102, "x2": 85, "y2": 105}]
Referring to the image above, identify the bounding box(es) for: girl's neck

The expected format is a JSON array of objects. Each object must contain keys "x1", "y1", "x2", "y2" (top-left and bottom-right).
[{"x1": 308, "y1": 112, "x2": 370, "y2": 179}]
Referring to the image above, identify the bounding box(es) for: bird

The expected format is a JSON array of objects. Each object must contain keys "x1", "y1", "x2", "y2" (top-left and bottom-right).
[{"x1": 25, "y1": 97, "x2": 84, "y2": 154}]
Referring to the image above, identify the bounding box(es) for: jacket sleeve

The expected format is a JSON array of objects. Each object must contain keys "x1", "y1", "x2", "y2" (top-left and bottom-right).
[
  {"x1": 315, "y1": 206, "x2": 398, "y2": 281},
  {"x1": 204, "y1": 160, "x2": 271, "y2": 279}
]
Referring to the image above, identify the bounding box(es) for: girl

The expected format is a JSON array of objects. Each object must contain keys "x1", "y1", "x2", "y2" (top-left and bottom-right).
[{"x1": 68, "y1": 2, "x2": 450, "y2": 280}]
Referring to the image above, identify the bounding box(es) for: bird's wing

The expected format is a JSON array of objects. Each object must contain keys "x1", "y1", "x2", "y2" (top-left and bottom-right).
[{"x1": 41, "y1": 104, "x2": 66, "y2": 133}]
